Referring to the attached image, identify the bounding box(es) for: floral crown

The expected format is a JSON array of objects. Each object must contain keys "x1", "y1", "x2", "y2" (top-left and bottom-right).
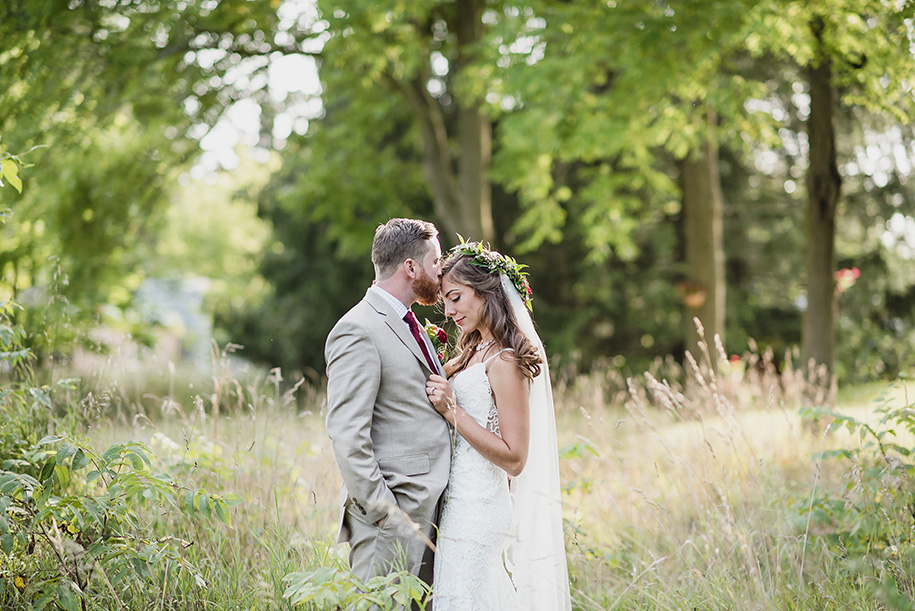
[{"x1": 446, "y1": 236, "x2": 533, "y2": 311}]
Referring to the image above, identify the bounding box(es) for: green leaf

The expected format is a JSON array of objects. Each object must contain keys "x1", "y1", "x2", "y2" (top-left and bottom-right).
[
  {"x1": 0, "y1": 533, "x2": 13, "y2": 554},
  {"x1": 0, "y1": 160, "x2": 23, "y2": 194},
  {"x1": 71, "y1": 449, "x2": 90, "y2": 471},
  {"x1": 213, "y1": 499, "x2": 230, "y2": 526},
  {"x1": 28, "y1": 387, "x2": 51, "y2": 408},
  {"x1": 197, "y1": 492, "x2": 211, "y2": 519},
  {"x1": 883, "y1": 443, "x2": 911, "y2": 457},
  {"x1": 126, "y1": 451, "x2": 145, "y2": 470},
  {"x1": 223, "y1": 492, "x2": 244, "y2": 507},
  {"x1": 0, "y1": 348, "x2": 31, "y2": 365},
  {"x1": 134, "y1": 446, "x2": 152, "y2": 468},
  {"x1": 54, "y1": 464, "x2": 71, "y2": 489},
  {"x1": 39, "y1": 459, "x2": 56, "y2": 483},
  {"x1": 57, "y1": 584, "x2": 81, "y2": 611},
  {"x1": 0, "y1": 325, "x2": 13, "y2": 348},
  {"x1": 102, "y1": 444, "x2": 124, "y2": 465},
  {"x1": 183, "y1": 489, "x2": 196, "y2": 515},
  {"x1": 34, "y1": 591, "x2": 56, "y2": 610},
  {"x1": 0, "y1": 475, "x2": 22, "y2": 495},
  {"x1": 56, "y1": 442, "x2": 77, "y2": 465}
]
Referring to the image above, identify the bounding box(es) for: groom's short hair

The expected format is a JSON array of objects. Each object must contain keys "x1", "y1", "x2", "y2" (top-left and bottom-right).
[{"x1": 372, "y1": 218, "x2": 438, "y2": 280}]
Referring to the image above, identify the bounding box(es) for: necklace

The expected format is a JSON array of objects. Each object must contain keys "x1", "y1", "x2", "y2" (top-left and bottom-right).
[{"x1": 474, "y1": 338, "x2": 495, "y2": 352}]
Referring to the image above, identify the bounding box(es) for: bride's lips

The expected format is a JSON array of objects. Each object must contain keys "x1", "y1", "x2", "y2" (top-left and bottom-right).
[{"x1": 454, "y1": 317, "x2": 465, "y2": 328}]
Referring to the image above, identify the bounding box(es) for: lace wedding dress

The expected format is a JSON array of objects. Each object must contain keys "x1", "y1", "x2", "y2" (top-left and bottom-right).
[{"x1": 433, "y1": 351, "x2": 524, "y2": 611}]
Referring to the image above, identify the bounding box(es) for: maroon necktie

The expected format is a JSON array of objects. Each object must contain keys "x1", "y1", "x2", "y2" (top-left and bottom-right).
[{"x1": 403, "y1": 311, "x2": 438, "y2": 372}]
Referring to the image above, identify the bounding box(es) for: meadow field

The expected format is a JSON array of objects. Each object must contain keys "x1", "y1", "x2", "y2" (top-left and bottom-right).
[{"x1": 55, "y1": 340, "x2": 912, "y2": 610}]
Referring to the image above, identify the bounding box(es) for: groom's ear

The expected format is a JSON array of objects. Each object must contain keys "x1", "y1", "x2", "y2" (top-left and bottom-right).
[{"x1": 403, "y1": 258, "x2": 417, "y2": 279}]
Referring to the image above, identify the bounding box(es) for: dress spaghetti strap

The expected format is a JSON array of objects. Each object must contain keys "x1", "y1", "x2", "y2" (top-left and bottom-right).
[{"x1": 483, "y1": 348, "x2": 514, "y2": 367}]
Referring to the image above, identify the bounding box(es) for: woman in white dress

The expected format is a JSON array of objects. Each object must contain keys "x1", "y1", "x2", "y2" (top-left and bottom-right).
[{"x1": 425, "y1": 242, "x2": 571, "y2": 611}]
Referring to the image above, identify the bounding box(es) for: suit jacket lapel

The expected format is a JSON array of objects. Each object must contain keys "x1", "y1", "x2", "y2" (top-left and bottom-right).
[
  {"x1": 417, "y1": 325, "x2": 446, "y2": 376},
  {"x1": 363, "y1": 289, "x2": 436, "y2": 374}
]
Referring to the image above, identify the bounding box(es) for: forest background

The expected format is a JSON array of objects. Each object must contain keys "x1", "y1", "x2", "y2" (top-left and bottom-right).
[
  {"x1": 2, "y1": 0, "x2": 914, "y2": 386},
  {"x1": 2, "y1": 0, "x2": 915, "y2": 609}
]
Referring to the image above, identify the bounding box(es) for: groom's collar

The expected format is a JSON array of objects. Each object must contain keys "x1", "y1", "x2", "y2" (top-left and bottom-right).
[{"x1": 367, "y1": 284, "x2": 409, "y2": 319}]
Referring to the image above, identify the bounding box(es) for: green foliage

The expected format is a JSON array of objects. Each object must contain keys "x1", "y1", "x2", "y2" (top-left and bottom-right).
[
  {"x1": 0, "y1": 199, "x2": 242, "y2": 608},
  {"x1": 801, "y1": 382, "x2": 915, "y2": 603},
  {"x1": 7, "y1": 122, "x2": 174, "y2": 307},
  {"x1": 283, "y1": 565, "x2": 431, "y2": 610},
  {"x1": 0, "y1": 156, "x2": 22, "y2": 194},
  {"x1": 0, "y1": 139, "x2": 41, "y2": 201},
  {"x1": 492, "y1": 0, "x2": 767, "y2": 258},
  {"x1": 0, "y1": 0, "x2": 304, "y2": 149},
  {"x1": 2, "y1": 0, "x2": 913, "y2": 387},
  {"x1": 0, "y1": 326, "x2": 244, "y2": 608},
  {"x1": 0, "y1": 0, "x2": 316, "y2": 346},
  {"x1": 214, "y1": 142, "x2": 386, "y2": 375},
  {"x1": 742, "y1": 0, "x2": 915, "y2": 120}
]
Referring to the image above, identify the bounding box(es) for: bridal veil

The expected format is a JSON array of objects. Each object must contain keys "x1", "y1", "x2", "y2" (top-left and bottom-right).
[{"x1": 500, "y1": 274, "x2": 572, "y2": 611}]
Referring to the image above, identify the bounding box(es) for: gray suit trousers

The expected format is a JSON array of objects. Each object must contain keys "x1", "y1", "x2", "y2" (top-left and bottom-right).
[{"x1": 345, "y1": 504, "x2": 437, "y2": 585}]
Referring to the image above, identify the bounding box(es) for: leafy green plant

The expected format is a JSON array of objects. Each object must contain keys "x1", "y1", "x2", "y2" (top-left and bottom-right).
[
  {"x1": 0, "y1": 436, "x2": 238, "y2": 605},
  {"x1": 0, "y1": 311, "x2": 244, "y2": 608},
  {"x1": 800, "y1": 381, "x2": 915, "y2": 603},
  {"x1": 0, "y1": 140, "x2": 25, "y2": 194},
  {"x1": 283, "y1": 564, "x2": 431, "y2": 611},
  {"x1": 0, "y1": 160, "x2": 244, "y2": 609}
]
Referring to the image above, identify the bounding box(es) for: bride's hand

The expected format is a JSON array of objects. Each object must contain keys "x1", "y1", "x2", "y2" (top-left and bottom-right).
[{"x1": 426, "y1": 374, "x2": 456, "y2": 419}]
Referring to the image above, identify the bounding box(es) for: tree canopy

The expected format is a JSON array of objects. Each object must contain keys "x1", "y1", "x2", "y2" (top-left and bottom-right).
[{"x1": 2, "y1": 0, "x2": 914, "y2": 384}]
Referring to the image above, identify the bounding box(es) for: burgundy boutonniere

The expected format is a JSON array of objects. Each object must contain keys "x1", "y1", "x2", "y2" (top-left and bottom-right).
[{"x1": 424, "y1": 320, "x2": 450, "y2": 365}]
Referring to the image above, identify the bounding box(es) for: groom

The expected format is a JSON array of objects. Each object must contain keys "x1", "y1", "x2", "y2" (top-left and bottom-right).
[{"x1": 325, "y1": 218, "x2": 452, "y2": 591}]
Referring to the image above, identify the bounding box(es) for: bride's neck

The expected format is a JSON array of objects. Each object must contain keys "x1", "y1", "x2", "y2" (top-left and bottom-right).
[{"x1": 473, "y1": 326, "x2": 498, "y2": 346}]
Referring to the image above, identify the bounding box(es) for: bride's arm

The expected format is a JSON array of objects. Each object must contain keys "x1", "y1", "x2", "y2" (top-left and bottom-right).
[{"x1": 427, "y1": 359, "x2": 530, "y2": 476}]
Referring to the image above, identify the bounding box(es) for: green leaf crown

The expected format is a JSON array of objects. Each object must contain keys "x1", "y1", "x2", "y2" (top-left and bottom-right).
[{"x1": 446, "y1": 236, "x2": 533, "y2": 311}]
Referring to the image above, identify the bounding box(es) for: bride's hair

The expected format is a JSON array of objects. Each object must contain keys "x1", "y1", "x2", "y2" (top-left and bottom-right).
[{"x1": 442, "y1": 255, "x2": 542, "y2": 379}]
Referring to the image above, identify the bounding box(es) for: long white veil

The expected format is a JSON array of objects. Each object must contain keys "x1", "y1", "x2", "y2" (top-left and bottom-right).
[{"x1": 501, "y1": 274, "x2": 572, "y2": 611}]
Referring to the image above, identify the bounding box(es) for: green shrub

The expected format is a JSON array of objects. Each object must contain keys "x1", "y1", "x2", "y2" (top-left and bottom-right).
[
  {"x1": 0, "y1": 221, "x2": 241, "y2": 609},
  {"x1": 802, "y1": 381, "x2": 915, "y2": 604},
  {"x1": 283, "y1": 564, "x2": 431, "y2": 610}
]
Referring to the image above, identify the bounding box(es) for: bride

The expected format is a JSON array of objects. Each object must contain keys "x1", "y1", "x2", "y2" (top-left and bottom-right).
[{"x1": 425, "y1": 241, "x2": 571, "y2": 611}]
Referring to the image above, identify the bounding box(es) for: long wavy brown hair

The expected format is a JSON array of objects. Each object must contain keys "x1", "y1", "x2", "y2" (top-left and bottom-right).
[{"x1": 442, "y1": 255, "x2": 542, "y2": 379}]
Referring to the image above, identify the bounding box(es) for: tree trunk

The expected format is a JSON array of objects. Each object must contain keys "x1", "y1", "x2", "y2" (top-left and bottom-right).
[
  {"x1": 679, "y1": 111, "x2": 725, "y2": 362},
  {"x1": 392, "y1": 1, "x2": 494, "y2": 246},
  {"x1": 801, "y1": 18, "x2": 841, "y2": 403},
  {"x1": 453, "y1": 0, "x2": 494, "y2": 244}
]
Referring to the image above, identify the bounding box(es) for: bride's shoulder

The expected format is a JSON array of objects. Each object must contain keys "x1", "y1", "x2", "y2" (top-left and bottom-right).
[
  {"x1": 485, "y1": 349, "x2": 524, "y2": 380},
  {"x1": 487, "y1": 354, "x2": 530, "y2": 404}
]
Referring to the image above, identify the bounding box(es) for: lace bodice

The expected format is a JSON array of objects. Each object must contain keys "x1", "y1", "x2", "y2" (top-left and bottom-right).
[
  {"x1": 451, "y1": 360, "x2": 503, "y2": 437},
  {"x1": 433, "y1": 350, "x2": 522, "y2": 611}
]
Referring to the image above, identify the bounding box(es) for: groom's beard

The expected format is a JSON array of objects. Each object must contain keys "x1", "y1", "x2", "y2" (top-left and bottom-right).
[{"x1": 413, "y1": 268, "x2": 441, "y2": 306}]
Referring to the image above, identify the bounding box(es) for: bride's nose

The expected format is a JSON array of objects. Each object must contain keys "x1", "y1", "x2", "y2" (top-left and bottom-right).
[{"x1": 444, "y1": 301, "x2": 454, "y2": 318}]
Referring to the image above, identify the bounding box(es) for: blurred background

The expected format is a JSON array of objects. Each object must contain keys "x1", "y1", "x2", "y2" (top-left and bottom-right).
[
  {"x1": 2, "y1": 0, "x2": 914, "y2": 395},
  {"x1": 3, "y1": 3, "x2": 915, "y2": 608}
]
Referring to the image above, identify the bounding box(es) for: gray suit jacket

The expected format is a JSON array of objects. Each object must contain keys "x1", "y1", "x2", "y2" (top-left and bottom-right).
[{"x1": 325, "y1": 288, "x2": 452, "y2": 539}]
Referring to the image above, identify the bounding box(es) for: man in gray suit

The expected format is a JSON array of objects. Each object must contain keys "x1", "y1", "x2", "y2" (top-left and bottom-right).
[{"x1": 325, "y1": 218, "x2": 452, "y2": 590}]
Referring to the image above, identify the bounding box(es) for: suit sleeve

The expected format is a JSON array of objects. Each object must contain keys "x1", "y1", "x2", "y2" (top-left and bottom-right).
[{"x1": 325, "y1": 319, "x2": 397, "y2": 525}]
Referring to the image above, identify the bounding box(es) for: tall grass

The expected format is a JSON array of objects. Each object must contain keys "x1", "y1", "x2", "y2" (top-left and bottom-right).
[{"x1": 72, "y1": 332, "x2": 909, "y2": 610}]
